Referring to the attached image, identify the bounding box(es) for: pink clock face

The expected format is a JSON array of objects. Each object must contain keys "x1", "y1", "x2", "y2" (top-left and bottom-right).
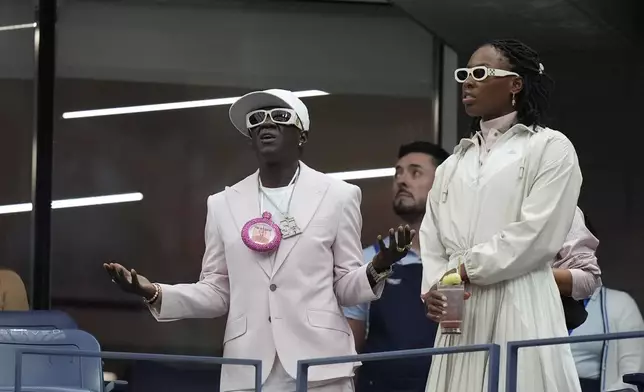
[{"x1": 241, "y1": 212, "x2": 282, "y2": 252}]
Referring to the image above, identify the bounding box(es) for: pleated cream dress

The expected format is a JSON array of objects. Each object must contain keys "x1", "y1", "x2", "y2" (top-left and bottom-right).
[{"x1": 420, "y1": 114, "x2": 583, "y2": 392}]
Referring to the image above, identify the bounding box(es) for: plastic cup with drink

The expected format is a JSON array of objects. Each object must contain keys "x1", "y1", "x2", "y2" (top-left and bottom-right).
[{"x1": 437, "y1": 265, "x2": 465, "y2": 334}]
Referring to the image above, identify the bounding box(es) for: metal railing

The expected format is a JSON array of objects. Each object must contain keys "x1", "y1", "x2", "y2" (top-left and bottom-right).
[
  {"x1": 13, "y1": 348, "x2": 262, "y2": 392},
  {"x1": 296, "y1": 343, "x2": 501, "y2": 392},
  {"x1": 11, "y1": 330, "x2": 644, "y2": 391},
  {"x1": 506, "y1": 331, "x2": 644, "y2": 392}
]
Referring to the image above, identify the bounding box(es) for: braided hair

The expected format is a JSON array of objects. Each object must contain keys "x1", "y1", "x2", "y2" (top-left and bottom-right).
[{"x1": 470, "y1": 39, "x2": 555, "y2": 132}]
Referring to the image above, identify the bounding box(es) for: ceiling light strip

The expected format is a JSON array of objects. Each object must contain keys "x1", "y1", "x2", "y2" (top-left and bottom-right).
[
  {"x1": 326, "y1": 167, "x2": 395, "y2": 181},
  {"x1": 62, "y1": 90, "x2": 329, "y2": 119},
  {"x1": 0, "y1": 23, "x2": 37, "y2": 32},
  {"x1": 0, "y1": 166, "x2": 391, "y2": 216},
  {"x1": 0, "y1": 192, "x2": 143, "y2": 215}
]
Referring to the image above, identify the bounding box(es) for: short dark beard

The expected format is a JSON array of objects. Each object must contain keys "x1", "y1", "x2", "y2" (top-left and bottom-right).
[{"x1": 392, "y1": 201, "x2": 425, "y2": 225}]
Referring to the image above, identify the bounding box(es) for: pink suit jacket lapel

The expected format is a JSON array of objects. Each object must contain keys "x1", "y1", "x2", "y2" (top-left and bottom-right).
[{"x1": 224, "y1": 162, "x2": 329, "y2": 278}]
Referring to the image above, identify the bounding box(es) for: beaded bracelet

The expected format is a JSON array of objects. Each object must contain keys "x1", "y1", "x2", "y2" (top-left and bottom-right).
[{"x1": 144, "y1": 283, "x2": 161, "y2": 305}]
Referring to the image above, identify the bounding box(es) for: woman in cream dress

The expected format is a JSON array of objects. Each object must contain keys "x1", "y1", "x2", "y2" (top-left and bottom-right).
[{"x1": 421, "y1": 39, "x2": 582, "y2": 392}]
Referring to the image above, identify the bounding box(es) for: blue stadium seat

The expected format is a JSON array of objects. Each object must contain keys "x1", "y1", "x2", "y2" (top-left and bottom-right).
[
  {"x1": 624, "y1": 373, "x2": 644, "y2": 392},
  {"x1": 0, "y1": 311, "x2": 77, "y2": 330},
  {"x1": 0, "y1": 312, "x2": 125, "y2": 391},
  {"x1": 0, "y1": 328, "x2": 103, "y2": 392}
]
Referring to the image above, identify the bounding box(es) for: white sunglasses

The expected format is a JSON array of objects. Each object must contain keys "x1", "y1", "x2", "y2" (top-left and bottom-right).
[
  {"x1": 245, "y1": 108, "x2": 303, "y2": 131},
  {"x1": 454, "y1": 66, "x2": 520, "y2": 83}
]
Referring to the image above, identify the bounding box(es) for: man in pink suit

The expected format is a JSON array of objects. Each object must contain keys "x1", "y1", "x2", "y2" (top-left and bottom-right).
[{"x1": 104, "y1": 89, "x2": 414, "y2": 392}]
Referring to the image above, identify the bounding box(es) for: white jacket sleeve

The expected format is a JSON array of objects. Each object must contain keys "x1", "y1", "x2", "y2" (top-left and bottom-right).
[
  {"x1": 152, "y1": 195, "x2": 230, "y2": 321},
  {"x1": 463, "y1": 133, "x2": 583, "y2": 286},
  {"x1": 420, "y1": 164, "x2": 450, "y2": 293},
  {"x1": 332, "y1": 185, "x2": 384, "y2": 307}
]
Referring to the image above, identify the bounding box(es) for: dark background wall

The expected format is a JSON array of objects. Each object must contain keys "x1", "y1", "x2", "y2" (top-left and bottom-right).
[{"x1": 542, "y1": 50, "x2": 643, "y2": 299}]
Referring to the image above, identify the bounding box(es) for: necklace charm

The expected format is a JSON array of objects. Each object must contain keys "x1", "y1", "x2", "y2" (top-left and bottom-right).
[
  {"x1": 241, "y1": 211, "x2": 282, "y2": 252},
  {"x1": 279, "y1": 216, "x2": 302, "y2": 239}
]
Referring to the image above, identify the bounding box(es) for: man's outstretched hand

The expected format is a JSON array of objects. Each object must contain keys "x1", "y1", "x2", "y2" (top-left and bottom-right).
[{"x1": 103, "y1": 262, "x2": 156, "y2": 300}]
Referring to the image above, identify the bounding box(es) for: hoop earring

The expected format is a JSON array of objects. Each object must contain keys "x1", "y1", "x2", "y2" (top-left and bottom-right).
[{"x1": 511, "y1": 93, "x2": 516, "y2": 107}]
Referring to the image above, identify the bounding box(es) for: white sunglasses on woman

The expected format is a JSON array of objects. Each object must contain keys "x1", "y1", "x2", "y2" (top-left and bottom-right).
[
  {"x1": 454, "y1": 66, "x2": 519, "y2": 83},
  {"x1": 246, "y1": 108, "x2": 303, "y2": 131}
]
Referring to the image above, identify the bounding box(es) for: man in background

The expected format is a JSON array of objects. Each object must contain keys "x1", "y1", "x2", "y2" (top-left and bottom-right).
[
  {"x1": 344, "y1": 141, "x2": 448, "y2": 392},
  {"x1": 569, "y1": 216, "x2": 643, "y2": 392}
]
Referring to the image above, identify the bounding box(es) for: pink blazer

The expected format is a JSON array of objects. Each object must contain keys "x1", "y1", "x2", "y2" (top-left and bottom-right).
[
  {"x1": 552, "y1": 207, "x2": 602, "y2": 300},
  {"x1": 152, "y1": 162, "x2": 382, "y2": 391}
]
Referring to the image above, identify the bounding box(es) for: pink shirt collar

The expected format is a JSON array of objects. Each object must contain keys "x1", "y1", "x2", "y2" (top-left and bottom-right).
[
  {"x1": 478, "y1": 111, "x2": 518, "y2": 155},
  {"x1": 480, "y1": 111, "x2": 518, "y2": 139}
]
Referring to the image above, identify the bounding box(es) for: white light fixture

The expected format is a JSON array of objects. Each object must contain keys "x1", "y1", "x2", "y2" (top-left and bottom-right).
[
  {"x1": 0, "y1": 22, "x2": 37, "y2": 32},
  {"x1": 0, "y1": 192, "x2": 143, "y2": 215},
  {"x1": 0, "y1": 167, "x2": 391, "y2": 216},
  {"x1": 327, "y1": 168, "x2": 395, "y2": 181},
  {"x1": 62, "y1": 90, "x2": 330, "y2": 119}
]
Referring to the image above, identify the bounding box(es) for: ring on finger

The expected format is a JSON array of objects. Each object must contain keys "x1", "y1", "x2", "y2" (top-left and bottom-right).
[{"x1": 396, "y1": 247, "x2": 405, "y2": 252}]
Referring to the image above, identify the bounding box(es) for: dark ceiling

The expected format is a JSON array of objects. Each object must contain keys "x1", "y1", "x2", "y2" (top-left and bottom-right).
[
  {"x1": 390, "y1": 0, "x2": 640, "y2": 53},
  {"x1": 64, "y1": 0, "x2": 640, "y2": 54}
]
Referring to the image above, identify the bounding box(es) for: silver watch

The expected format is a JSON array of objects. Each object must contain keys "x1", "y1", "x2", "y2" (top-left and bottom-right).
[{"x1": 368, "y1": 262, "x2": 392, "y2": 283}]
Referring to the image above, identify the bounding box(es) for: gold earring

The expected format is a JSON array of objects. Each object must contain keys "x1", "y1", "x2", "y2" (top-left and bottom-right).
[{"x1": 511, "y1": 93, "x2": 516, "y2": 107}]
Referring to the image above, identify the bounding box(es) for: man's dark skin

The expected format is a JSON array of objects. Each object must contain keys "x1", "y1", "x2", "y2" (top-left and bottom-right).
[{"x1": 104, "y1": 108, "x2": 414, "y2": 300}]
